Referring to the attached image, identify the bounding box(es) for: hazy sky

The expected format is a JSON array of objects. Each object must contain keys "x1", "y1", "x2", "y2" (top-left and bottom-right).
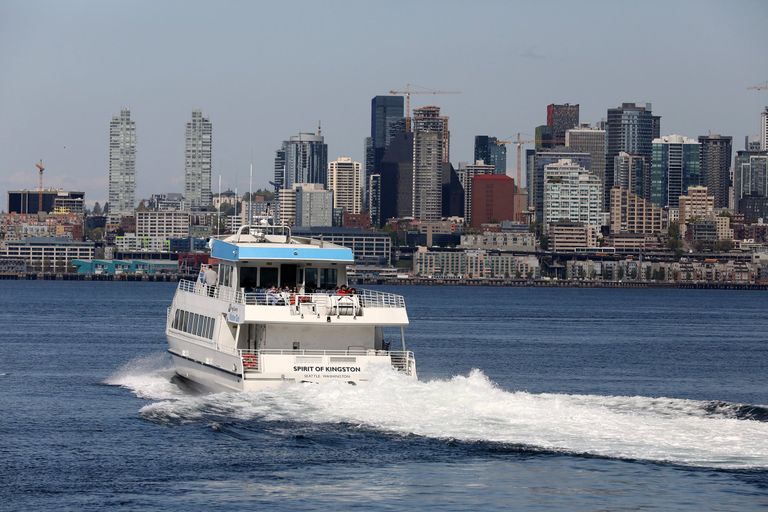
[{"x1": 1, "y1": 0, "x2": 766, "y2": 207}]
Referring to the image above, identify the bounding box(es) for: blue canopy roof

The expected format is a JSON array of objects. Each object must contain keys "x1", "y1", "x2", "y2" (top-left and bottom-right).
[{"x1": 211, "y1": 240, "x2": 354, "y2": 263}]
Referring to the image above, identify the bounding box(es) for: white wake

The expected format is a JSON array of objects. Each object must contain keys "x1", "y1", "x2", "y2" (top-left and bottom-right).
[{"x1": 107, "y1": 355, "x2": 768, "y2": 469}]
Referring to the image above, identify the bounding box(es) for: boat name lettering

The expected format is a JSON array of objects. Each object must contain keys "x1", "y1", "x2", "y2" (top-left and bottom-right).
[{"x1": 293, "y1": 365, "x2": 361, "y2": 373}]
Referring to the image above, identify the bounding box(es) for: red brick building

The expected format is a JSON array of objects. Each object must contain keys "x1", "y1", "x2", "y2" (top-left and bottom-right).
[{"x1": 470, "y1": 174, "x2": 518, "y2": 228}]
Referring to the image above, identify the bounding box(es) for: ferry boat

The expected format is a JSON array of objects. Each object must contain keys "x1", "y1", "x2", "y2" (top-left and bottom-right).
[{"x1": 165, "y1": 224, "x2": 417, "y2": 392}]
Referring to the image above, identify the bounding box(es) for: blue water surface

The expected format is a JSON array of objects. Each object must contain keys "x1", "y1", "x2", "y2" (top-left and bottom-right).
[{"x1": 1, "y1": 281, "x2": 766, "y2": 511}]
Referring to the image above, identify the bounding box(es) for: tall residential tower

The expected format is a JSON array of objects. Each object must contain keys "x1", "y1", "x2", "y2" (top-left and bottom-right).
[
  {"x1": 108, "y1": 108, "x2": 136, "y2": 223},
  {"x1": 184, "y1": 110, "x2": 212, "y2": 208}
]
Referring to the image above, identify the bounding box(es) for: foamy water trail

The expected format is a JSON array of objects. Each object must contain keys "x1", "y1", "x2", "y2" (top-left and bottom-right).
[{"x1": 109, "y1": 355, "x2": 768, "y2": 469}]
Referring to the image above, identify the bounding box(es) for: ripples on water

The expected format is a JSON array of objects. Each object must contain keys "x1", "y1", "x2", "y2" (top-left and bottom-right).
[{"x1": 2, "y1": 282, "x2": 768, "y2": 510}]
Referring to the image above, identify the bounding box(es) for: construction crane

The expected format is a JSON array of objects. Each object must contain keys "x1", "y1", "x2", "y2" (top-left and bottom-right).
[
  {"x1": 35, "y1": 160, "x2": 45, "y2": 213},
  {"x1": 495, "y1": 133, "x2": 534, "y2": 190},
  {"x1": 747, "y1": 81, "x2": 768, "y2": 91},
  {"x1": 389, "y1": 84, "x2": 460, "y2": 131}
]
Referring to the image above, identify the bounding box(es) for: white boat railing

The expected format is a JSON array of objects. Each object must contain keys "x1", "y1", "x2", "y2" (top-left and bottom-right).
[
  {"x1": 176, "y1": 280, "x2": 405, "y2": 310},
  {"x1": 237, "y1": 348, "x2": 415, "y2": 376}
]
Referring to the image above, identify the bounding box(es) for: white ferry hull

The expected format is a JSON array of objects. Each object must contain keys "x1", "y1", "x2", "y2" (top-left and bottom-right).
[{"x1": 167, "y1": 332, "x2": 416, "y2": 393}]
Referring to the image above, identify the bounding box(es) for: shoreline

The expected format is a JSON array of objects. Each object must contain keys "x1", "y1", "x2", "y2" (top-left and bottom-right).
[{"x1": 1, "y1": 272, "x2": 766, "y2": 290}]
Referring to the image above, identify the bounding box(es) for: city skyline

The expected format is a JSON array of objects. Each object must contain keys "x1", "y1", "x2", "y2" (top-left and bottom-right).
[{"x1": 1, "y1": 0, "x2": 766, "y2": 206}]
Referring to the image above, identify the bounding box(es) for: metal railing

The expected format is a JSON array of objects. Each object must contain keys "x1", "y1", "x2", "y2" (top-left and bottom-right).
[
  {"x1": 237, "y1": 348, "x2": 415, "y2": 376},
  {"x1": 177, "y1": 280, "x2": 405, "y2": 310}
]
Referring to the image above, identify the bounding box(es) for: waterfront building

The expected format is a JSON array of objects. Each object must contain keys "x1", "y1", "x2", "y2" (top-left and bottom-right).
[
  {"x1": 698, "y1": 134, "x2": 732, "y2": 209},
  {"x1": 471, "y1": 174, "x2": 519, "y2": 228},
  {"x1": 295, "y1": 183, "x2": 333, "y2": 227},
  {"x1": 651, "y1": 134, "x2": 701, "y2": 208},
  {"x1": 609, "y1": 187, "x2": 668, "y2": 235},
  {"x1": 71, "y1": 258, "x2": 178, "y2": 276},
  {"x1": 531, "y1": 150, "x2": 592, "y2": 222},
  {"x1": 412, "y1": 246, "x2": 540, "y2": 279},
  {"x1": 548, "y1": 222, "x2": 597, "y2": 252},
  {"x1": 614, "y1": 152, "x2": 650, "y2": 198},
  {"x1": 108, "y1": 108, "x2": 136, "y2": 223},
  {"x1": 328, "y1": 157, "x2": 363, "y2": 215},
  {"x1": 136, "y1": 211, "x2": 190, "y2": 238},
  {"x1": 678, "y1": 186, "x2": 714, "y2": 222},
  {"x1": 114, "y1": 234, "x2": 170, "y2": 253},
  {"x1": 543, "y1": 159, "x2": 603, "y2": 230},
  {"x1": 606, "y1": 103, "x2": 658, "y2": 209},
  {"x1": 184, "y1": 110, "x2": 213, "y2": 208},
  {"x1": 566, "y1": 126, "x2": 606, "y2": 201},
  {"x1": 459, "y1": 231, "x2": 537, "y2": 252},
  {"x1": 0, "y1": 236, "x2": 94, "y2": 273},
  {"x1": 7, "y1": 190, "x2": 85, "y2": 215},
  {"x1": 458, "y1": 160, "x2": 495, "y2": 225},
  {"x1": 547, "y1": 103, "x2": 579, "y2": 146},
  {"x1": 474, "y1": 136, "x2": 507, "y2": 174}
]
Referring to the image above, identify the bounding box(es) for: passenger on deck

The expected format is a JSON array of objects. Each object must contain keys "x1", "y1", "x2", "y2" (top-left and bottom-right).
[{"x1": 337, "y1": 285, "x2": 350, "y2": 296}]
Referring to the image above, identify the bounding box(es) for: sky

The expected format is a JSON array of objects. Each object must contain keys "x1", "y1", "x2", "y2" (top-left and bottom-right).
[{"x1": 1, "y1": 0, "x2": 766, "y2": 208}]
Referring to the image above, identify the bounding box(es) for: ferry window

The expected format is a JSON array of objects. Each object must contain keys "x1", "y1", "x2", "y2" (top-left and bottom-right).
[
  {"x1": 319, "y1": 268, "x2": 337, "y2": 289},
  {"x1": 192, "y1": 314, "x2": 200, "y2": 336},
  {"x1": 180, "y1": 310, "x2": 187, "y2": 331},
  {"x1": 218, "y1": 265, "x2": 233, "y2": 287},
  {"x1": 240, "y1": 267, "x2": 259, "y2": 290},
  {"x1": 305, "y1": 267, "x2": 318, "y2": 289},
  {"x1": 185, "y1": 311, "x2": 193, "y2": 333},
  {"x1": 260, "y1": 267, "x2": 278, "y2": 288},
  {"x1": 173, "y1": 309, "x2": 181, "y2": 329},
  {"x1": 207, "y1": 318, "x2": 215, "y2": 338}
]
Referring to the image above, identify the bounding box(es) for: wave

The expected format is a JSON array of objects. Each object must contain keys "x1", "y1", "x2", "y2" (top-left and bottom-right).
[{"x1": 108, "y1": 356, "x2": 768, "y2": 470}]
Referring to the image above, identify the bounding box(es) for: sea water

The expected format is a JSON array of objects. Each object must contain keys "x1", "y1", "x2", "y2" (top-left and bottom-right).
[{"x1": 1, "y1": 281, "x2": 766, "y2": 510}]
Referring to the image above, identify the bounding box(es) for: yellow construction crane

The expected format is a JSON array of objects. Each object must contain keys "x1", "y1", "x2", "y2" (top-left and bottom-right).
[
  {"x1": 389, "y1": 83, "x2": 460, "y2": 131},
  {"x1": 747, "y1": 81, "x2": 768, "y2": 91},
  {"x1": 35, "y1": 160, "x2": 45, "y2": 212},
  {"x1": 496, "y1": 133, "x2": 534, "y2": 190}
]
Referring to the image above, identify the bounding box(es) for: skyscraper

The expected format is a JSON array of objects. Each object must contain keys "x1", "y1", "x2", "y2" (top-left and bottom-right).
[
  {"x1": 734, "y1": 149, "x2": 768, "y2": 209},
  {"x1": 328, "y1": 156, "x2": 363, "y2": 215},
  {"x1": 698, "y1": 134, "x2": 732, "y2": 208},
  {"x1": 108, "y1": 108, "x2": 136, "y2": 223},
  {"x1": 614, "y1": 152, "x2": 650, "y2": 198},
  {"x1": 282, "y1": 131, "x2": 328, "y2": 188},
  {"x1": 411, "y1": 106, "x2": 449, "y2": 221},
  {"x1": 371, "y1": 96, "x2": 405, "y2": 157},
  {"x1": 761, "y1": 106, "x2": 768, "y2": 151},
  {"x1": 474, "y1": 136, "x2": 507, "y2": 174},
  {"x1": 458, "y1": 160, "x2": 495, "y2": 225},
  {"x1": 413, "y1": 106, "x2": 450, "y2": 163},
  {"x1": 606, "y1": 103, "x2": 658, "y2": 208},
  {"x1": 412, "y1": 130, "x2": 443, "y2": 221},
  {"x1": 184, "y1": 110, "x2": 212, "y2": 208},
  {"x1": 566, "y1": 126, "x2": 606, "y2": 193},
  {"x1": 273, "y1": 144, "x2": 287, "y2": 195},
  {"x1": 547, "y1": 103, "x2": 579, "y2": 145},
  {"x1": 379, "y1": 132, "x2": 414, "y2": 222},
  {"x1": 532, "y1": 150, "x2": 592, "y2": 222},
  {"x1": 650, "y1": 134, "x2": 701, "y2": 208},
  {"x1": 543, "y1": 159, "x2": 602, "y2": 229}
]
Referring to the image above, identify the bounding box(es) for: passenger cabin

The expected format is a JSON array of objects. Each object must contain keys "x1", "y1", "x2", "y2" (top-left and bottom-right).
[{"x1": 200, "y1": 225, "x2": 408, "y2": 357}]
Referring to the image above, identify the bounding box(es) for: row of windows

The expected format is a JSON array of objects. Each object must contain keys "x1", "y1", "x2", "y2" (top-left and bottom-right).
[{"x1": 172, "y1": 309, "x2": 215, "y2": 340}]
